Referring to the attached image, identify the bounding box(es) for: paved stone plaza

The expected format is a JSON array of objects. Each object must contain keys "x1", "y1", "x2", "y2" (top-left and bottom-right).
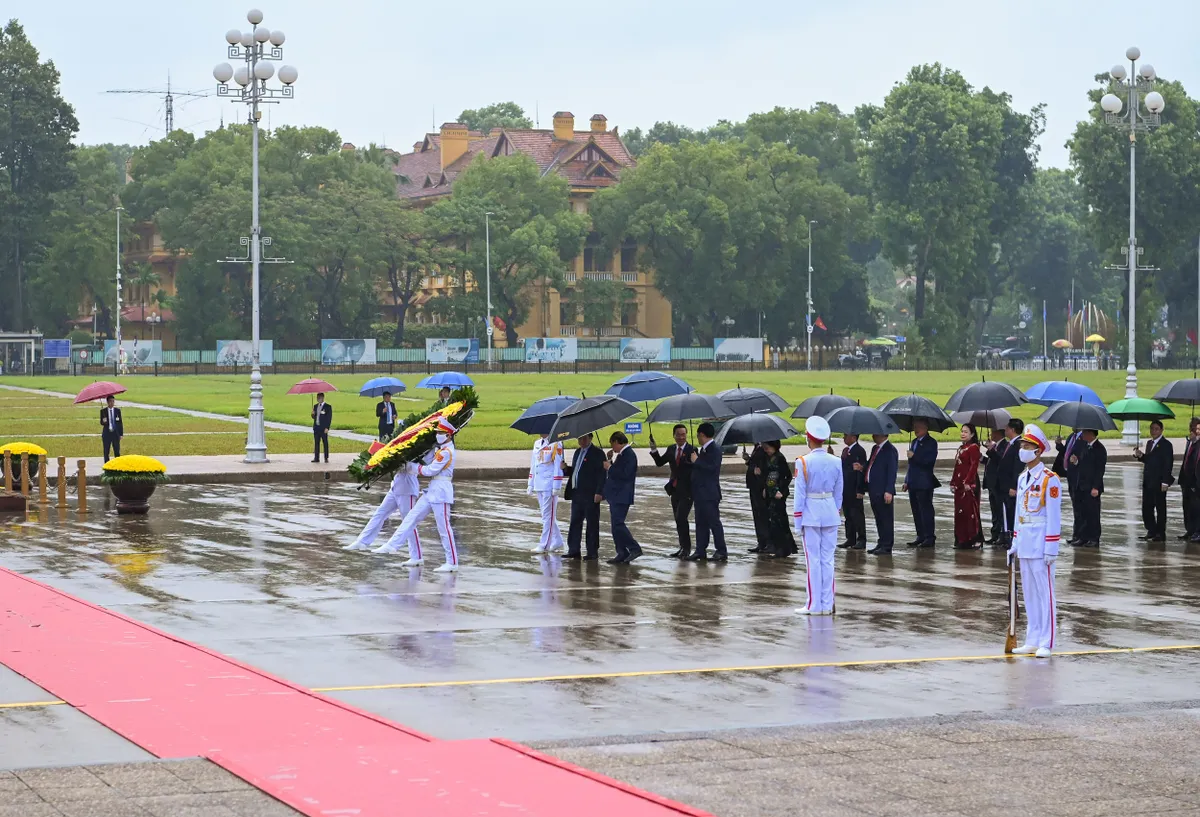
[{"x1": 3, "y1": 467, "x2": 1200, "y2": 815}]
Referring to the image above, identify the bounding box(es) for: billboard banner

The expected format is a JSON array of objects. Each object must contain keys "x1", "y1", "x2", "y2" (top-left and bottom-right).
[
  {"x1": 321, "y1": 339, "x2": 377, "y2": 365},
  {"x1": 103, "y1": 339, "x2": 162, "y2": 367},
  {"x1": 714, "y1": 337, "x2": 764, "y2": 363},
  {"x1": 426, "y1": 338, "x2": 479, "y2": 364},
  {"x1": 524, "y1": 337, "x2": 578, "y2": 363},
  {"x1": 216, "y1": 340, "x2": 274, "y2": 366},
  {"x1": 620, "y1": 337, "x2": 671, "y2": 363},
  {"x1": 43, "y1": 339, "x2": 71, "y2": 359}
]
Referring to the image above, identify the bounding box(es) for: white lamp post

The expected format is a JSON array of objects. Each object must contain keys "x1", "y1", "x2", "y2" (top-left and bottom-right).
[
  {"x1": 806, "y1": 220, "x2": 817, "y2": 370},
  {"x1": 485, "y1": 212, "x2": 494, "y2": 368},
  {"x1": 214, "y1": 9, "x2": 297, "y2": 463},
  {"x1": 115, "y1": 206, "x2": 124, "y2": 353},
  {"x1": 1100, "y1": 47, "x2": 1164, "y2": 445}
]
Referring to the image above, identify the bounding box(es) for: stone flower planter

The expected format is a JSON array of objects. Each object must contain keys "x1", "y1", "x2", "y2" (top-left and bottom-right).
[
  {"x1": 101, "y1": 455, "x2": 168, "y2": 515},
  {"x1": 108, "y1": 480, "x2": 158, "y2": 515}
]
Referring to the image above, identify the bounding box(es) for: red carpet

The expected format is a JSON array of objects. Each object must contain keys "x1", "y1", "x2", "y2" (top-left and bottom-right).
[{"x1": 0, "y1": 568, "x2": 712, "y2": 817}]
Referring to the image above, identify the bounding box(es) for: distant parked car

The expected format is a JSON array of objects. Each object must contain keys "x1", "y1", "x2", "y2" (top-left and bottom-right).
[
  {"x1": 838, "y1": 352, "x2": 868, "y2": 369},
  {"x1": 999, "y1": 348, "x2": 1030, "y2": 360}
]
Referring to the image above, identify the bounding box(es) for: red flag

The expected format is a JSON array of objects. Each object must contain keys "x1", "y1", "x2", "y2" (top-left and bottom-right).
[
  {"x1": 1189, "y1": 329, "x2": 1197, "y2": 346},
  {"x1": 814, "y1": 316, "x2": 827, "y2": 331},
  {"x1": 493, "y1": 316, "x2": 507, "y2": 331}
]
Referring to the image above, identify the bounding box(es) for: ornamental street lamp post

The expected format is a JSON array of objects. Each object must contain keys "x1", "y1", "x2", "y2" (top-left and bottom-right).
[
  {"x1": 1100, "y1": 47, "x2": 1165, "y2": 445},
  {"x1": 806, "y1": 220, "x2": 817, "y2": 370},
  {"x1": 213, "y1": 9, "x2": 298, "y2": 463}
]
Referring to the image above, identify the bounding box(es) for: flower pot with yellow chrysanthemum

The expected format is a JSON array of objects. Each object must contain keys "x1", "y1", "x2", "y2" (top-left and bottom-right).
[
  {"x1": 1, "y1": 442, "x2": 48, "y2": 485},
  {"x1": 101, "y1": 455, "x2": 168, "y2": 514}
]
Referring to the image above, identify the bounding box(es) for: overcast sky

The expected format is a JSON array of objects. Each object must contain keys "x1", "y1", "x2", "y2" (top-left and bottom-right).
[{"x1": 11, "y1": 0, "x2": 1200, "y2": 168}]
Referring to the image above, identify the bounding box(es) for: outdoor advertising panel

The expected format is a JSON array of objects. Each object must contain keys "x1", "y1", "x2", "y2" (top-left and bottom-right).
[
  {"x1": 713, "y1": 337, "x2": 764, "y2": 362},
  {"x1": 43, "y1": 339, "x2": 71, "y2": 359},
  {"x1": 524, "y1": 337, "x2": 578, "y2": 363},
  {"x1": 103, "y1": 339, "x2": 163, "y2": 367},
  {"x1": 216, "y1": 340, "x2": 274, "y2": 366},
  {"x1": 426, "y1": 338, "x2": 480, "y2": 364},
  {"x1": 321, "y1": 339, "x2": 377, "y2": 365},
  {"x1": 619, "y1": 337, "x2": 671, "y2": 363}
]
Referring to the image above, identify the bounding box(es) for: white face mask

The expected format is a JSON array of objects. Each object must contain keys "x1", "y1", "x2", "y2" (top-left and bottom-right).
[
  {"x1": 1018, "y1": 448, "x2": 1038, "y2": 464},
  {"x1": 436, "y1": 433, "x2": 450, "y2": 445}
]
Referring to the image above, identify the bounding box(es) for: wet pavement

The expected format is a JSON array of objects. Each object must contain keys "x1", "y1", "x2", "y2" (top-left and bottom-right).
[{"x1": 2, "y1": 465, "x2": 1200, "y2": 751}]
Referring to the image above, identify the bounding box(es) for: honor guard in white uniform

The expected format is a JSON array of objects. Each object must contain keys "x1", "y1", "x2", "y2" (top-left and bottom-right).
[
  {"x1": 1006, "y1": 424, "x2": 1061, "y2": 657},
  {"x1": 793, "y1": 416, "x2": 845, "y2": 616},
  {"x1": 344, "y1": 462, "x2": 420, "y2": 552},
  {"x1": 528, "y1": 434, "x2": 565, "y2": 553},
  {"x1": 375, "y1": 418, "x2": 461, "y2": 572}
]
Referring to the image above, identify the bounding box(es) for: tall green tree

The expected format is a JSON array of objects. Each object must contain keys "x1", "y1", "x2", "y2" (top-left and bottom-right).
[
  {"x1": 456, "y1": 101, "x2": 532, "y2": 133},
  {"x1": 427, "y1": 154, "x2": 588, "y2": 346},
  {"x1": 0, "y1": 19, "x2": 79, "y2": 329}
]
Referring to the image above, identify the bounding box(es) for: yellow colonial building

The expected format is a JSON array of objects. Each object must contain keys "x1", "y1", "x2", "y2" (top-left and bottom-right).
[{"x1": 388, "y1": 110, "x2": 671, "y2": 342}]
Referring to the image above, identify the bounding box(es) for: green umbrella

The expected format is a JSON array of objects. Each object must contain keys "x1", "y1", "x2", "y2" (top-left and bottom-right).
[{"x1": 1106, "y1": 397, "x2": 1174, "y2": 447}]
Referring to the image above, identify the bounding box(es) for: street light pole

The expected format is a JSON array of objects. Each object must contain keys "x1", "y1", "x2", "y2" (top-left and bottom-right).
[
  {"x1": 214, "y1": 10, "x2": 298, "y2": 463},
  {"x1": 806, "y1": 220, "x2": 817, "y2": 370},
  {"x1": 115, "y1": 206, "x2": 124, "y2": 352},
  {"x1": 485, "y1": 212, "x2": 494, "y2": 368},
  {"x1": 1101, "y1": 47, "x2": 1165, "y2": 445}
]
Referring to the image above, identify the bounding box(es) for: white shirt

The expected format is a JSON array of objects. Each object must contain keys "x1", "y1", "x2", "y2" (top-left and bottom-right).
[
  {"x1": 528, "y1": 436, "x2": 565, "y2": 494},
  {"x1": 793, "y1": 448, "x2": 844, "y2": 529},
  {"x1": 388, "y1": 462, "x2": 419, "y2": 497},
  {"x1": 418, "y1": 442, "x2": 456, "y2": 504},
  {"x1": 1013, "y1": 461, "x2": 1062, "y2": 559},
  {"x1": 382, "y1": 402, "x2": 395, "y2": 424},
  {"x1": 107, "y1": 407, "x2": 116, "y2": 431}
]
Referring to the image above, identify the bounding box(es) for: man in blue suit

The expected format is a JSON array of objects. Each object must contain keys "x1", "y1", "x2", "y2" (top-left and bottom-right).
[
  {"x1": 602, "y1": 431, "x2": 642, "y2": 564},
  {"x1": 688, "y1": 422, "x2": 729, "y2": 562},
  {"x1": 564, "y1": 432, "x2": 607, "y2": 560},
  {"x1": 901, "y1": 418, "x2": 938, "y2": 547},
  {"x1": 865, "y1": 432, "x2": 898, "y2": 554}
]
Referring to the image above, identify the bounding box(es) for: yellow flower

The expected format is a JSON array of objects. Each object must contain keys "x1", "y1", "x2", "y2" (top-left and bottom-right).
[
  {"x1": 103, "y1": 455, "x2": 167, "y2": 474},
  {"x1": 1, "y1": 442, "x2": 48, "y2": 457}
]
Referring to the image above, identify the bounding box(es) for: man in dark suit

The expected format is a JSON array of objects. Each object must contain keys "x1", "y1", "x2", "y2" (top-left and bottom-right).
[
  {"x1": 311, "y1": 393, "x2": 333, "y2": 463},
  {"x1": 376, "y1": 392, "x2": 398, "y2": 440},
  {"x1": 744, "y1": 443, "x2": 770, "y2": 553},
  {"x1": 840, "y1": 433, "x2": 868, "y2": 549},
  {"x1": 997, "y1": 418, "x2": 1025, "y2": 546},
  {"x1": 901, "y1": 418, "x2": 938, "y2": 547},
  {"x1": 602, "y1": 431, "x2": 642, "y2": 564},
  {"x1": 1075, "y1": 428, "x2": 1107, "y2": 547},
  {"x1": 100, "y1": 395, "x2": 124, "y2": 462},
  {"x1": 1056, "y1": 427, "x2": 1084, "y2": 544},
  {"x1": 982, "y1": 428, "x2": 1007, "y2": 544},
  {"x1": 649, "y1": 424, "x2": 694, "y2": 558},
  {"x1": 688, "y1": 422, "x2": 728, "y2": 562},
  {"x1": 563, "y1": 432, "x2": 606, "y2": 560},
  {"x1": 1180, "y1": 419, "x2": 1200, "y2": 541},
  {"x1": 865, "y1": 432, "x2": 898, "y2": 555},
  {"x1": 1134, "y1": 419, "x2": 1174, "y2": 542}
]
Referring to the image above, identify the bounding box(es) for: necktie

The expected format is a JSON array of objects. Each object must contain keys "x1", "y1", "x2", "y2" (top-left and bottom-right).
[
  {"x1": 1148, "y1": 438, "x2": 1155, "y2": 455},
  {"x1": 573, "y1": 449, "x2": 582, "y2": 489},
  {"x1": 867, "y1": 446, "x2": 878, "y2": 479},
  {"x1": 673, "y1": 446, "x2": 681, "y2": 487},
  {"x1": 108, "y1": 408, "x2": 114, "y2": 430}
]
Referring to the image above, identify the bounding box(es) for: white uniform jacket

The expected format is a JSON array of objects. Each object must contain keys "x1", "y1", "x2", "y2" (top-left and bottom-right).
[
  {"x1": 389, "y1": 462, "x2": 420, "y2": 497},
  {"x1": 793, "y1": 449, "x2": 844, "y2": 529},
  {"x1": 1013, "y1": 461, "x2": 1062, "y2": 559},
  {"x1": 527, "y1": 437, "x2": 565, "y2": 494},
  {"x1": 418, "y1": 442, "x2": 456, "y2": 504}
]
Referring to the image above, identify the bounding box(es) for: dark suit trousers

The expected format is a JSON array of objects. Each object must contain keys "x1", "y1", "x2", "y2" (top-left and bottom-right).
[
  {"x1": 909, "y1": 489, "x2": 935, "y2": 542},
  {"x1": 693, "y1": 499, "x2": 727, "y2": 557},
  {"x1": 1142, "y1": 487, "x2": 1167, "y2": 537},
  {"x1": 987, "y1": 489, "x2": 1005, "y2": 538},
  {"x1": 1080, "y1": 492, "x2": 1102, "y2": 542},
  {"x1": 1003, "y1": 492, "x2": 1017, "y2": 535},
  {"x1": 843, "y1": 495, "x2": 866, "y2": 545},
  {"x1": 378, "y1": 423, "x2": 395, "y2": 440},
  {"x1": 869, "y1": 493, "x2": 894, "y2": 549},
  {"x1": 567, "y1": 497, "x2": 601, "y2": 557},
  {"x1": 1185, "y1": 487, "x2": 1198, "y2": 535},
  {"x1": 670, "y1": 491, "x2": 693, "y2": 553},
  {"x1": 102, "y1": 431, "x2": 120, "y2": 462},
  {"x1": 313, "y1": 428, "x2": 329, "y2": 459},
  {"x1": 609, "y1": 503, "x2": 640, "y2": 559},
  {"x1": 748, "y1": 490, "x2": 770, "y2": 547}
]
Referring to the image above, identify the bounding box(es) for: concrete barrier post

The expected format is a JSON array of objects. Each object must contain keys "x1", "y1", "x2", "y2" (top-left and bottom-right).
[
  {"x1": 57, "y1": 457, "x2": 67, "y2": 509},
  {"x1": 19, "y1": 454, "x2": 30, "y2": 497},
  {"x1": 2, "y1": 451, "x2": 10, "y2": 492},
  {"x1": 77, "y1": 460, "x2": 88, "y2": 515},
  {"x1": 37, "y1": 454, "x2": 48, "y2": 504}
]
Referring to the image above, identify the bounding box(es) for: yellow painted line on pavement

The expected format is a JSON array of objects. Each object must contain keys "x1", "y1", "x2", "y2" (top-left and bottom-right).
[
  {"x1": 313, "y1": 642, "x2": 1200, "y2": 692},
  {"x1": 0, "y1": 699, "x2": 66, "y2": 710}
]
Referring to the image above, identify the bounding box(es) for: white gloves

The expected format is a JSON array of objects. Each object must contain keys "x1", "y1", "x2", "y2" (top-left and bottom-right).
[
  {"x1": 1045, "y1": 554, "x2": 1057, "y2": 567},
  {"x1": 1006, "y1": 546, "x2": 1017, "y2": 563}
]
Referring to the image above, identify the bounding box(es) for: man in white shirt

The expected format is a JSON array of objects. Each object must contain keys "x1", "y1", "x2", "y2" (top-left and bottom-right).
[
  {"x1": 100, "y1": 396, "x2": 124, "y2": 462},
  {"x1": 375, "y1": 418, "x2": 460, "y2": 572},
  {"x1": 794, "y1": 416, "x2": 844, "y2": 616},
  {"x1": 528, "y1": 433, "x2": 565, "y2": 553},
  {"x1": 344, "y1": 462, "x2": 420, "y2": 552}
]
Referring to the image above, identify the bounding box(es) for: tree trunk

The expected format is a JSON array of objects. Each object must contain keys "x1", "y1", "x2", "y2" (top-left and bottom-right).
[
  {"x1": 13, "y1": 235, "x2": 23, "y2": 329},
  {"x1": 505, "y1": 307, "x2": 519, "y2": 347},
  {"x1": 393, "y1": 298, "x2": 408, "y2": 346}
]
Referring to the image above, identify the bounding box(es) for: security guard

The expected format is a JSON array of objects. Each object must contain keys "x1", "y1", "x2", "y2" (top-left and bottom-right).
[
  {"x1": 374, "y1": 418, "x2": 460, "y2": 572},
  {"x1": 793, "y1": 416, "x2": 845, "y2": 616},
  {"x1": 528, "y1": 433, "x2": 565, "y2": 553},
  {"x1": 1007, "y1": 424, "x2": 1061, "y2": 658}
]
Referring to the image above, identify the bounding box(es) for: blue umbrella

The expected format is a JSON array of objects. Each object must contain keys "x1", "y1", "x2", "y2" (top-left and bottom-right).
[
  {"x1": 511, "y1": 395, "x2": 580, "y2": 435},
  {"x1": 605, "y1": 371, "x2": 691, "y2": 403},
  {"x1": 417, "y1": 372, "x2": 475, "y2": 389},
  {"x1": 1024, "y1": 380, "x2": 1104, "y2": 408},
  {"x1": 358, "y1": 376, "x2": 406, "y2": 398}
]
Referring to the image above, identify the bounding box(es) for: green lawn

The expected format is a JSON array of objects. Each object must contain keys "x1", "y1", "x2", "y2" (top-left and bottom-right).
[{"x1": 2, "y1": 369, "x2": 1194, "y2": 455}]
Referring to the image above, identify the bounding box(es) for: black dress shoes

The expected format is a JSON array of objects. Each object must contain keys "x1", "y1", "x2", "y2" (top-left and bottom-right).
[
  {"x1": 686, "y1": 553, "x2": 707, "y2": 562},
  {"x1": 711, "y1": 553, "x2": 728, "y2": 562},
  {"x1": 848, "y1": 543, "x2": 867, "y2": 550},
  {"x1": 916, "y1": 540, "x2": 936, "y2": 549},
  {"x1": 582, "y1": 554, "x2": 599, "y2": 561},
  {"x1": 1139, "y1": 532, "x2": 1155, "y2": 541},
  {"x1": 868, "y1": 546, "x2": 892, "y2": 555},
  {"x1": 1178, "y1": 533, "x2": 1193, "y2": 540},
  {"x1": 625, "y1": 550, "x2": 643, "y2": 563},
  {"x1": 565, "y1": 552, "x2": 582, "y2": 560},
  {"x1": 668, "y1": 548, "x2": 682, "y2": 558},
  {"x1": 606, "y1": 556, "x2": 624, "y2": 564},
  {"x1": 837, "y1": 541, "x2": 852, "y2": 549},
  {"x1": 906, "y1": 539, "x2": 922, "y2": 547},
  {"x1": 748, "y1": 546, "x2": 763, "y2": 554}
]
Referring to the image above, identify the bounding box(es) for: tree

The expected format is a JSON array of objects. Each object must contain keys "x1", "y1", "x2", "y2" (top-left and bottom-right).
[
  {"x1": 575, "y1": 276, "x2": 633, "y2": 335},
  {"x1": 0, "y1": 19, "x2": 79, "y2": 329},
  {"x1": 427, "y1": 154, "x2": 588, "y2": 346},
  {"x1": 365, "y1": 199, "x2": 443, "y2": 345},
  {"x1": 457, "y1": 101, "x2": 532, "y2": 133},
  {"x1": 744, "y1": 103, "x2": 864, "y2": 196}
]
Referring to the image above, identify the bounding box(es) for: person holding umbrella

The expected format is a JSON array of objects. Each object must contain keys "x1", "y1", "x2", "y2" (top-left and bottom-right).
[
  {"x1": 602, "y1": 431, "x2": 642, "y2": 564},
  {"x1": 101, "y1": 395, "x2": 124, "y2": 462},
  {"x1": 998, "y1": 419, "x2": 1025, "y2": 547},
  {"x1": 312, "y1": 393, "x2": 333, "y2": 463},
  {"x1": 759, "y1": 440, "x2": 796, "y2": 557},
  {"x1": 950, "y1": 423, "x2": 983, "y2": 549},
  {"x1": 1006, "y1": 424, "x2": 1062, "y2": 658},
  {"x1": 1133, "y1": 420, "x2": 1173, "y2": 543},
  {"x1": 688, "y1": 422, "x2": 729, "y2": 562},
  {"x1": 1180, "y1": 419, "x2": 1200, "y2": 541},
  {"x1": 901, "y1": 418, "x2": 938, "y2": 548},
  {"x1": 376, "y1": 392, "x2": 398, "y2": 440},
  {"x1": 983, "y1": 428, "x2": 1008, "y2": 544},
  {"x1": 793, "y1": 416, "x2": 843, "y2": 615},
  {"x1": 649, "y1": 424, "x2": 695, "y2": 559},
  {"x1": 1074, "y1": 429, "x2": 1107, "y2": 547},
  {"x1": 865, "y1": 432, "x2": 898, "y2": 555},
  {"x1": 744, "y1": 443, "x2": 771, "y2": 554},
  {"x1": 564, "y1": 433, "x2": 606, "y2": 560},
  {"x1": 840, "y1": 432, "x2": 868, "y2": 550},
  {"x1": 528, "y1": 432, "x2": 566, "y2": 554}
]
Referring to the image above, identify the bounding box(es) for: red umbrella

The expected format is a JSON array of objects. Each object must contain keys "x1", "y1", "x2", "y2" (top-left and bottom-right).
[
  {"x1": 74, "y1": 381, "x2": 127, "y2": 404},
  {"x1": 287, "y1": 378, "x2": 337, "y2": 395}
]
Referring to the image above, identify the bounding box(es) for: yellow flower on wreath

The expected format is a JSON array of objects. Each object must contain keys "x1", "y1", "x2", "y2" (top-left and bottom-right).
[
  {"x1": 103, "y1": 455, "x2": 168, "y2": 474},
  {"x1": 0, "y1": 442, "x2": 48, "y2": 457},
  {"x1": 366, "y1": 400, "x2": 466, "y2": 469}
]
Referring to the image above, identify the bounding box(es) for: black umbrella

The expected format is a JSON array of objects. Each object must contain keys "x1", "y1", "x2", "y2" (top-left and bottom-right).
[
  {"x1": 548, "y1": 395, "x2": 640, "y2": 442},
  {"x1": 1154, "y1": 379, "x2": 1200, "y2": 409},
  {"x1": 943, "y1": 380, "x2": 1027, "y2": 413},
  {"x1": 510, "y1": 395, "x2": 580, "y2": 435},
  {"x1": 791, "y1": 391, "x2": 856, "y2": 419},
  {"x1": 824, "y1": 406, "x2": 900, "y2": 436},
  {"x1": 646, "y1": 393, "x2": 733, "y2": 424},
  {"x1": 1036, "y1": 400, "x2": 1117, "y2": 432},
  {"x1": 716, "y1": 386, "x2": 790, "y2": 416},
  {"x1": 951, "y1": 408, "x2": 1012, "y2": 430},
  {"x1": 879, "y1": 394, "x2": 956, "y2": 433},
  {"x1": 713, "y1": 413, "x2": 799, "y2": 446}
]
